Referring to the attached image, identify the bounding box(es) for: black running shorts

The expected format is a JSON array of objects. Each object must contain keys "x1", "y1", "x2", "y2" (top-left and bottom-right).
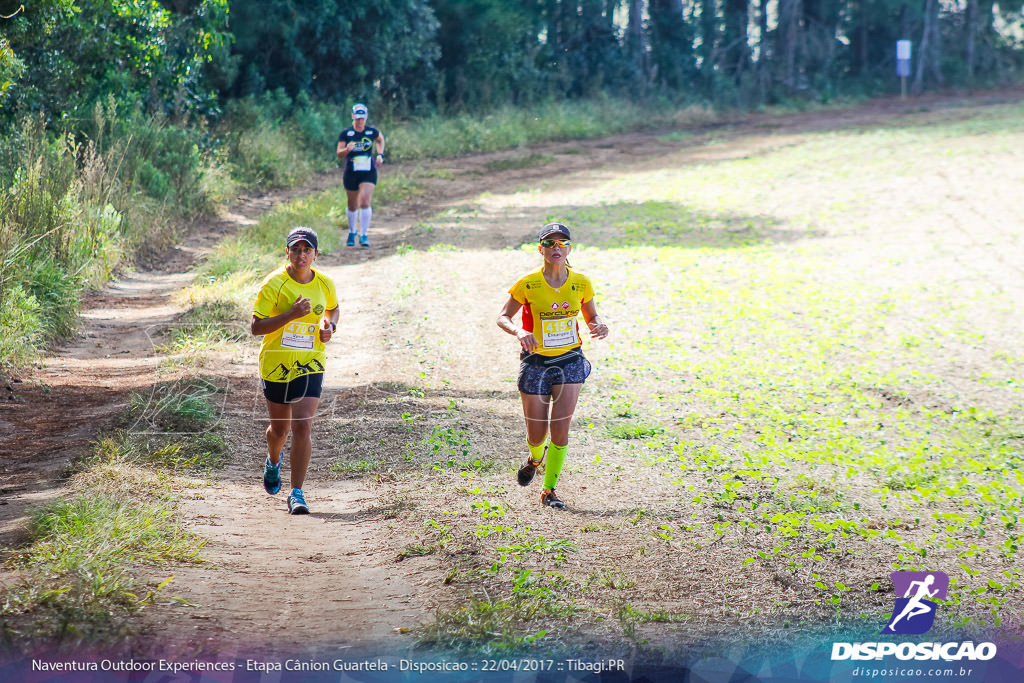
[
  {"x1": 261, "y1": 373, "x2": 324, "y2": 404},
  {"x1": 343, "y1": 167, "x2": 377, "y2": 191}
]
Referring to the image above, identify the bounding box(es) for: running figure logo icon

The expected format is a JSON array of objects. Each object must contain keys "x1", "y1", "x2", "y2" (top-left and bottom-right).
[{"x1": 881, "y1": 571, "x2": 949, "y2": 635}]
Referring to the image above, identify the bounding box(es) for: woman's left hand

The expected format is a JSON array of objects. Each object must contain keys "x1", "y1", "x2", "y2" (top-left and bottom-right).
[
  {"x1": 588, "y1": 320, "x2": 609, "y2": 339},
  {"x1": 320, "y1": 320, "x2": 336, "y2": 343}
]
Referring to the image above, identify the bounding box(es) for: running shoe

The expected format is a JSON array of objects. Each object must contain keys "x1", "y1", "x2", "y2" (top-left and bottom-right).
[
  {"x1": 263, "y1": 454, "x2": 282, "y2": 495},
  {"x1": 346, "y1": 232, "x2": 356, "y2": 247},
  {"x1": 541, "y1": 489, "x2": 566, "y2": 509},
  {"x1": 359, "y1": 234, "x2": 369, "y2": 248},
  {"x1": 288, "y1": 488, "x2": 309, "y2": 514},
  {"x1": 517, "y1": 448, "x2": 546, "y2": 487}
]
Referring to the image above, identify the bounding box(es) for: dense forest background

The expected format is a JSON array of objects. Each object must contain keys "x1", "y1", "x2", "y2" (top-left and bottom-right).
[
  {"x1": 1, "y1": 0, "x2": 1024, "y2": 371},
  {"x1": 4, "y1": 0, "x2": 1024, "y2": 120}
]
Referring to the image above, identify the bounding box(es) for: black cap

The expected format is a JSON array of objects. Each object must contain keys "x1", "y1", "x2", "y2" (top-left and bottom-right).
[
  {"x1": 539, "y1": 222, "x2": 571, "y2": 241},
  {"x1": 286, "y1": 226, "x2": 318, "y2": 250}
]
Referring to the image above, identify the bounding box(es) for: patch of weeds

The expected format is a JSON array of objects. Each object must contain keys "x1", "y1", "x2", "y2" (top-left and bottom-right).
[
  {"x1": 884, "y1": 471, "x2": 940, "y2": 491},
  {"x1": 397, "y1": 543, "x2": 440, "y2": 561},
  {"x1": 329, "y1": 458, "x2": 382, "y2": 475},
  {"x1": 591, "y1": 568, "x2": 636, "y2": 590},
  {"x1": 92, "y1": 429, "x2": 227, "y2": 474},
  {"x1": 396, "y1": 243, "x2": 415, "y2": 256},
  {"x1": 125, "y1": 377, "x2": 225, "y2": 434},
  {"x1": 144, "y1": 433, "x2": 227, "y2": 471},
  {"x1": 606, "y1": 422, "x2": 664, "y2": 440},
  {"x1": 615, "y1": 601, "x2": 647, "y2": 645},
  {"x1": 422, "y1": 168, "x2": 457, "y2": 180},
  {"x1": 485, "y1": 154, "x2": 555, "y2": 173},
  {"x1": 416, "y1": 596, "x2": 552, "y2": 654},
  {"x1": 633, "y1": 609, "x2": 691, "y2": 623},
  {"x1": 0, "y1": 468, "x2": 204, "y2": 644},
  {"x1": 417, "y1": 570, "x2": 574, "y2": 654},
  {"x1": 444, "y1": 567, "x2": 489, "y2": 585},
  {"x1": 494, "y1": 537, "x2": 577, "y2": 566},
  {"x1": 374, "y1": 168, "x2": 428, "y2": 205},
  {"x1": 420, "y1": 424, "x2": 492, "y2": 472},
  {"x1": 608, "y1": 392, "x2": 639, "y2": 418}
]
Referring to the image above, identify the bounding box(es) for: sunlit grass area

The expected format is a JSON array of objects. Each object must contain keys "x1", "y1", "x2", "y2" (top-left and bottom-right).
[
  {"x1": 364, "y1": 103, "x2": 1024, "y2": 652},
  {"x1": 156, "y1": 100, "x2": 1023, "y2": 655}
]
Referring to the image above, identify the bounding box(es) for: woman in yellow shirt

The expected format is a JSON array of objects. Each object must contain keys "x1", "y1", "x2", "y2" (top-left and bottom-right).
[
  {"x1": 251, "y1": 227, "x2": 339, "y2": 514},
  {"x1": 497, "y1": 223, "x2": 609, "y2": 509}
]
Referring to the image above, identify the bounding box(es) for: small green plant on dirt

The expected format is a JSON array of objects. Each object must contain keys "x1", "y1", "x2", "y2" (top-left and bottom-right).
[
  {"x1": 420, "y1": 424, "x2": 491, "y2": 472},
  {"x1": 590, "y1": 568, "x2": 636, "y2": 590},
  {"x1": 329, "y1": 458, "x2": 382, "y2": 475},
  {"x1": 606, "y1": 422, "x2": 664, "y2": 440}
]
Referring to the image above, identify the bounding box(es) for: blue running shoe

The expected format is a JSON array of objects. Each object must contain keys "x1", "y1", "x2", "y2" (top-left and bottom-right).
[
  {"x1": 263, "y1": 455, "x2": 282, "y2": 495},
  {"x1": 346, "y1": 232, "x2": 356, "y2": 247},
  {"x1": 359, "y1": 234, "x2": 369, "y2": 248},
  {"x1": 288, "y1": 488, "x2": 309, "y2": 514}
]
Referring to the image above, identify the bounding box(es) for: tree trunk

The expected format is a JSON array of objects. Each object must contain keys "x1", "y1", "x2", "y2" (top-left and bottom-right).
[
  {"x1": 627, "y1": 0, "x2": 645, "y2": 72},
  {"x1": 724, "y1": 0, "x2": 750, "y2": 78},
  {"x1": 965, "y1": 0, "x2": 976, "y2": 80},
  {"x1": 700, "y1": 0, "x2": 718, "y2": 74},
  {"x1": 912, "y1": 0, "x2": 933, "y2": 93},
  {"x1": 758, "y1": 0, "x2": 768, "y2": 63},
  {"x1": 927, "y1": 0, "x2": 943, "y2": 86},
  {"x1": 649, "y1": 0, "x2": 691, "y2": 88},
  {"x1": 545, "y1": 0, "x2": 561, "y2": 49},
  {"x1": 776, "y1": 0, "x2": 802, "y2": 87}
]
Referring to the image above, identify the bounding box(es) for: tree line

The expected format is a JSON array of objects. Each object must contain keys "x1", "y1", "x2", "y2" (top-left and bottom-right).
[{"x1": 2, "y1": 0, "x2": 1024, "y2": 125}]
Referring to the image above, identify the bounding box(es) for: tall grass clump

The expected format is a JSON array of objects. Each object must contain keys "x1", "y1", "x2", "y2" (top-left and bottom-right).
[
  {"x1": 0, "y1": 101, "x2": 235, "y2": 374},
  {"x1": 0, "y1": 377, "x2": 225, "y2": 646}
]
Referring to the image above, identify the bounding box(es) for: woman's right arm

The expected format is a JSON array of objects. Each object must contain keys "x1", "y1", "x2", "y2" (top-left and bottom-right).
[
  {"x1": 251, "y1": 295, "x2": 311, "y2": 336},
  {"x1": 497, "y1": 295, "x2": 537, "y2": 353}
]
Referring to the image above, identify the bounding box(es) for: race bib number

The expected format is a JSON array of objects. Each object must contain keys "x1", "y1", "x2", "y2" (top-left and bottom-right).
[
  {"x1": 352, "y1": 156, "x2": 372, "y2": 172},
  {"x1": 281, "y1": 321, "x2": 316, "y2": 350},
  {"x1": 541, "y1": 317, "x2": 578, "y2": 349}
]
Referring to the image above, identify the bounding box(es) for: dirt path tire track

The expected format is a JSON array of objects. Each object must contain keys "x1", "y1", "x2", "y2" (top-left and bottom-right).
[{"x1": 3, "y1": 90, "x2": 1022, "y2": 657}]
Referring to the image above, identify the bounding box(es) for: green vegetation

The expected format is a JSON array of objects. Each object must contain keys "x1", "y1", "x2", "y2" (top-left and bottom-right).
[
  {"x1": 362, "y1": 103, "x2": 1024, "y2": 651},
  {"x1": 0, "y1": 377, "x2": 225, "y2": 644}
]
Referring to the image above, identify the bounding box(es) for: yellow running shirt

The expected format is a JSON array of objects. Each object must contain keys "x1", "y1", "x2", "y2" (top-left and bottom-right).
[
  {"x1": 253, "y1": 265, "x2": 338, "y2": 382},
  {"x1": 509, "y1": 267, "x2": 595, "y2": 357}
]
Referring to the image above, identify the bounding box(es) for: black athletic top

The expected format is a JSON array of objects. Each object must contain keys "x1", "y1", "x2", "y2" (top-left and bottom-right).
[{"x1": 338, "y1": 127, "x2": 382, "y2": 172}]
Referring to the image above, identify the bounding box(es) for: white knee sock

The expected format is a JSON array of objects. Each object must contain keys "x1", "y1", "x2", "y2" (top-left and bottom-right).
[
  {"x1": 358, "y1": 207, "x2": 372, "y2": 236},
  {"x1": 346, "y1": 209, "x2": 357, "y2": 234}
]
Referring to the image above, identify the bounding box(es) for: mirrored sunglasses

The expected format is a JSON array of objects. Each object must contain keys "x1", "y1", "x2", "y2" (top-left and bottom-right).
[{"x1": 540, "y1": 239, "x2": 571, "y2": 248}]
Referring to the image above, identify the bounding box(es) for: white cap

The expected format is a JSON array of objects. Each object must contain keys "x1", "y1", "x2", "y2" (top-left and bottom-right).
[{"x1": 352, "y1": 103, "x2": 368, "y2": 119}]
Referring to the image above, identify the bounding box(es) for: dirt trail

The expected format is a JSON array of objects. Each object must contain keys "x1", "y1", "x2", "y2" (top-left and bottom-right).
[{"x1": 2, "y1": 91, "x2": 1021, "y2": 658}]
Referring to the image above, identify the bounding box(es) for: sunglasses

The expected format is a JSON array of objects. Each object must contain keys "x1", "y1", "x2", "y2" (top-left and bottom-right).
[{"x1": 540, "y1": 239, "x2": 571, "y2": 248}]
